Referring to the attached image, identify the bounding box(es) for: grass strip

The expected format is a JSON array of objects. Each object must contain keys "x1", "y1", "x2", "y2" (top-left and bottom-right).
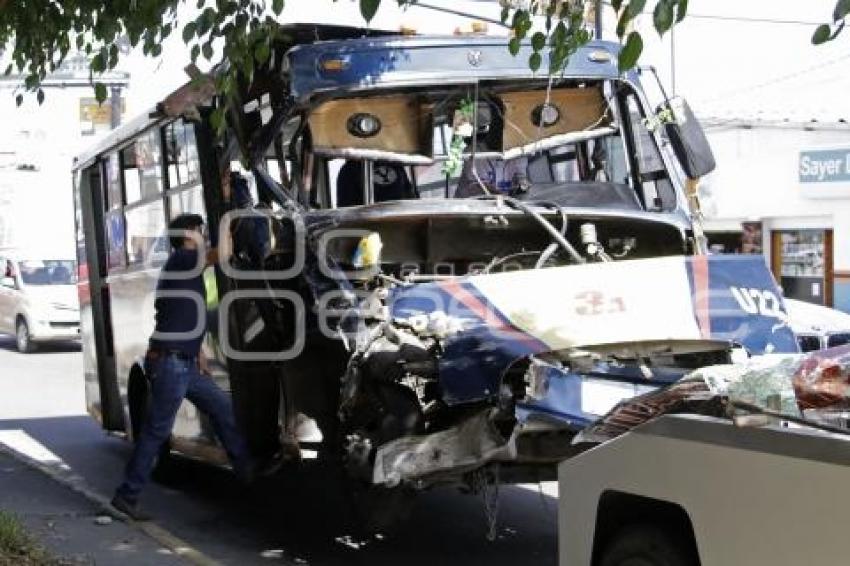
[{"x1": 0, "y1": 510, "x2": 54, "y2": 565}]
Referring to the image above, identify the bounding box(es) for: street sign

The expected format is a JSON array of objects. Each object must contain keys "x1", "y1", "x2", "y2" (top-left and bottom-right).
[{"x1": 799, "y1": 148, "x2": 850, "y2": 183}]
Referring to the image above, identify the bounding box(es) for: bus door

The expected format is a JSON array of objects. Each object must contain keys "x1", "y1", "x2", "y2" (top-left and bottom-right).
[{"x1": 75, "y1": 161, "x2": 123, "y2": 432}]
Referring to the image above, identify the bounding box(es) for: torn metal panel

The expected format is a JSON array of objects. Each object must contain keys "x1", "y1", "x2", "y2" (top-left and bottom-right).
[
  {"x1": 389, "y1": 254, "x2": 797, "y2": 406},
  {"x1": 373, "y1": 409, "x2": 515, "y2": 487}
]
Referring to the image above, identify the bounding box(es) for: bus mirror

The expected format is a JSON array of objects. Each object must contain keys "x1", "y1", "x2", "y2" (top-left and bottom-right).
[
  {"x1": 657, "y1": 97, "x2": 716, "y2": 180},
  {"x1": 1, "y1": 276, "x2": 15, "y2": 288}
]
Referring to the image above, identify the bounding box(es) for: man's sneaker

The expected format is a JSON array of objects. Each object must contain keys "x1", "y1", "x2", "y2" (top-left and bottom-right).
[{"x1": 110, "y1": 494, "x2": 151, "y2": 521}]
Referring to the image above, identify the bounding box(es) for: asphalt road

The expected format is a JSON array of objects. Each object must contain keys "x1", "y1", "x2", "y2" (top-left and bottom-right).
[{"x1": 0, "y1": 335, "x2": 559, "y2": 566}]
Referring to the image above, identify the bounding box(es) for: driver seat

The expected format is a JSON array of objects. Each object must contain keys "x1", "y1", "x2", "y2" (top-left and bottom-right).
[{"x1": 336, "y1": 161, "x2": 415, "y2": 207}]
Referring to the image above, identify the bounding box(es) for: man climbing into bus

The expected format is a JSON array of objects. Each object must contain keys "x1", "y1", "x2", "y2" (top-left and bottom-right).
[{"x1": 111, "y1": 213, "x2": 254, "y2": 520}]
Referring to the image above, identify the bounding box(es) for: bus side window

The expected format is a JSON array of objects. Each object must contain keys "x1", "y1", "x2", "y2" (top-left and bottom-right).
[
  {"x1": 164, "y1": 120, "x2": 201, "y2": 189},
  {"x1": 104, "y1": 153, "x2": 127, "y2": 270},
  {"x1": 126, "y1": 200, "x2": 166, "y2": 266},
  {"x1": 167, "y1": 121, "x2": 206, "y2": 220}
]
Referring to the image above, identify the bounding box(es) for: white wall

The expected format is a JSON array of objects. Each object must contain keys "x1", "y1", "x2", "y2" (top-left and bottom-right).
[
  {"x1": 702, "y1": 125, "x2": 850, "y2": 271},
  {"x1": 0, "y1": 88, "x2": 106, "y2": 255}
]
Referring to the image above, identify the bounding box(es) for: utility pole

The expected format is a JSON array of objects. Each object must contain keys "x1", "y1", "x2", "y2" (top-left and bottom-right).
[
  {"x1": 110, "y1": 85, "x2": 122, "y2": 129},
  {"x1": 670, "y1": 25, "x2": 677, "y2": 96},
  {"x1": 595, "y1": 0, "x2": 603, "y2": 39}
]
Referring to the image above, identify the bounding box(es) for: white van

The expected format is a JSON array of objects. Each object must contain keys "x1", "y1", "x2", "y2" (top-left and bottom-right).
[
  {"x1": 784, "y1": 297, "x2": 850, "y2": 352},
  {"x1": 0, "y1": 251, "x2": 80, "y2": 353}
]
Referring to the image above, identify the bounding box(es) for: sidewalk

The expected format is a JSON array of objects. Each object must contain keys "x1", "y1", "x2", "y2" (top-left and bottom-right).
[{"x1": 0, "y1": 449, "x2": 185, "y2": 565}]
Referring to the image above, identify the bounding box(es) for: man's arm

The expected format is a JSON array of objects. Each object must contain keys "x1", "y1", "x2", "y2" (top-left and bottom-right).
[{"x1": 205, "y1": 248, "x2": 219, "y2": 268}]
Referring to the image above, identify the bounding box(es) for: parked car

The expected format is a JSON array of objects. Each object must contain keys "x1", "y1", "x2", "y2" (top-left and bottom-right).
[
  {"x1": 0, "y1": 250, "x2": 80, "y2": 353},
  {"x1": 784, "y1": 297, "x2": 850, "y2": 352}
]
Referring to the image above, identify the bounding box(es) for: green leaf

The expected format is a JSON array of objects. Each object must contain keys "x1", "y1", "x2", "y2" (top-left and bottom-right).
[
  {"x1": 834, "y1": 0, "x2": 850, "y2": 21},
  {"x1": 255, "y1": 41, "x2": 271, "y2": 64},
  {"x1": 272, "y1": 0, "x2": 284, "y2": 15},
  {"x1": 531, "y1": 31, "x2": 546, "y2": 51},
  {"x1": 508, "y1": 37, "x2": 521, "y2": 56},
  {"x1": 812, "y1": 23, "x2": 833, "y2": 44},
  {"x1": 182, "y1": 22, "x2": 197, "y2": 44},
  {"x1": 359, "y1": 0, "x2": 380, "y2": 22},
  {"x1": 626, "y1": 0, "x2": 647, "y2": 19},
  {"x1": 90, "y1": 52, "x2": 105, "y2": 73},
  {"x1": 501, "y1": 5, "x2": 510, "y2": 24},
  {"x1": 612, "y1": 0, "x2": 624, "y2": 11},
  {"x1": 197, "y1": 8, "x2": 217, "y2": 36},
  {"x1": 618, "y1": 31, "x2": 643, "y2": 71},
  {"x1": 94, "y1": 82, "x2": 107, "y2": 104},
  {"x1": 675, "y1": 0, "x2": 689, "y2": 22},
  {"x1": 653, "y1": 1, "x2": 674, "y2": 36},
  {"x1": 3, "y1": 64, "x2": 12, "y2": 76},
  {"x1": 202, "y1": 42, "x2": 213, "y2": 60},
  {"x1": 616, "y1": 9, "x2": 631, "y2": 38},
  {"x1": 210, "y1": 107, "x2": 225, "y2": 134},
  {"x1": 15, "y1": 94, "x2": 23, "y2": 107},
  {"x1": 191, "y1": 44, "x2": 201, "y2": 62},
  {"x1": 36, "y1": 89, "x2": 45, "y2": 105},
  {"x1": 550, "y1": 21, "x2": 566, "y2": 46},
  {"x1": 529, "y1": 52, "x2": 542, "y2": 72}
]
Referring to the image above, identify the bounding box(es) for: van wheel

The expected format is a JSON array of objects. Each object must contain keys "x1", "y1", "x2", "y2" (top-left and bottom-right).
[
  {"x1": 599, "y1": 525, "x2": 696, "y2": 566},
  {"x1": 15, "y1": 319, "x2": 36, "y2": 353}
]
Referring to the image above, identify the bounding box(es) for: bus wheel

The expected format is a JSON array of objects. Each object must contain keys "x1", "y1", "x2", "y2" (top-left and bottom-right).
[
  {"x1": 15, "y1": 318, "x2": 36, "y2": 353},
  {"x1": 128, "y1": 367, "x2": 174, "y2": 478},
  {"x1": 599, "y1": 525, "x2": 695, "y2": 566}
]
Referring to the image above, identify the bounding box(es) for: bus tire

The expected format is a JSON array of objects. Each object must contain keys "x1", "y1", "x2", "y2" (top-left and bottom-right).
[
  {"x1": 599, "y1": 524, "x2": 695, "y2": 566},
  {"x1": 15, "y1": 317, "x2": 36, "y2": 353},
  {"x1": 128, "y1": 366, "x2": 174, "y2": 477}
]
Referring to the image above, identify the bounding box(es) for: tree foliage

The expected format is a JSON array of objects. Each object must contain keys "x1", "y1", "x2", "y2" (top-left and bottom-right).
[
  {"x1": 813, "y1": 0, "x2": 850, "y2": 44},
  {"x1": 0, "y1": 0, "x2": 842, "y2": 114}
]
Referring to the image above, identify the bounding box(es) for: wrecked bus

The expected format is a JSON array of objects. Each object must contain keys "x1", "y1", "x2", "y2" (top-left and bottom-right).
[{"x1": 71, "y1": 24, "x2": 798, "y2": 526}]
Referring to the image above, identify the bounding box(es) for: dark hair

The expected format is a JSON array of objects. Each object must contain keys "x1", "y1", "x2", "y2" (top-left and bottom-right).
[{"x1": 168, "y1": 213, "x2": 204, "y2": 249}]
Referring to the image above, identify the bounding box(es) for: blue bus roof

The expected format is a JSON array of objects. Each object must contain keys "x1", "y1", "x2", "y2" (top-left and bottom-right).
[{"x1": 286, "y1": 36, "x2": 626, "y2": 102}]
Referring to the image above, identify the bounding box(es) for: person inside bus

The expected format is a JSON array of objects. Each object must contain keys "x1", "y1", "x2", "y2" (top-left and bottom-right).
[{"x1": 111, "y1": 213, "x2": 255, "y2": 520}]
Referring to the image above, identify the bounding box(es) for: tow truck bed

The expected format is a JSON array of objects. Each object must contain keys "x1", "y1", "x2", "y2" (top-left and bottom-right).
[{"x1": 558, "y1": 414, "x2": 850, "y2": 565}]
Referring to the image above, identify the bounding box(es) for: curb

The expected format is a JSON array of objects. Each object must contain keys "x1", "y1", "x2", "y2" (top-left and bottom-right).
[{"x1": 0, "y1": 441, "x2": 222, "y2": 566}]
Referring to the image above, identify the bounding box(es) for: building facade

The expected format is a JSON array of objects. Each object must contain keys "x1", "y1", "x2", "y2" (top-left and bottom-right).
[{"x1": 701, "y1": 119, "x2": 850, "y2": 312}]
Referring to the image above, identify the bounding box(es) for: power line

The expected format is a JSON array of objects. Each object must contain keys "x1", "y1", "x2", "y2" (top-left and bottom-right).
[
  {"x1": 684, "y1": 13, "x2": 823, "y2": 26},
  {"x1": 600, "y1": 2, "x2": 825, "y2": 27},
  {"x1": 698, "y1": 53, "x2": 850, "y2": 106}
]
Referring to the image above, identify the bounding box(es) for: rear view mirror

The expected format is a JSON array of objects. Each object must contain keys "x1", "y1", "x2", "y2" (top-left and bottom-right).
[
  {"x1": 657, "y1": 97, "x2": 716, "y2": 180},
  {"x1": 1, "y1": 276, "x2": 15, "y2": 288}
]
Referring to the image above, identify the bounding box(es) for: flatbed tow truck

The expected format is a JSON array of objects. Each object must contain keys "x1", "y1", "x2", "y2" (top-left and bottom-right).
[{"x1": 556, "y1": 348, "x2": 850, "y2": 566}]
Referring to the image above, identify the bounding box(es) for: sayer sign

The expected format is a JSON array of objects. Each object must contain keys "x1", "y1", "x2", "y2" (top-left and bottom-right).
[{"x1": 799, "y1": 149, "x2": 850, "y2": 183}]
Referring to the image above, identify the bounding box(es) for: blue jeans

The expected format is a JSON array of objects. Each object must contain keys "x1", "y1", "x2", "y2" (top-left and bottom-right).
[{"x1": 116, "y1": 353, "x2": 251, "y2": 502}]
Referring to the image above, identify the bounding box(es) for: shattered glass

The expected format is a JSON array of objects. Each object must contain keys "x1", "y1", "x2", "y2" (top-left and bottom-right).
[{"x1": 574, "y1": 345, "x2": 850, "y2": 445}]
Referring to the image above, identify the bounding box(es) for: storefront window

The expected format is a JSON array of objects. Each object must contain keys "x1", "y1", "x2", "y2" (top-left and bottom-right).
[
  {"x1": 780, "y1": 231, "x2": 825, "y2": 277},
  {"x1": 778, "y1": 229, "x2": 828, "y2": 306}
]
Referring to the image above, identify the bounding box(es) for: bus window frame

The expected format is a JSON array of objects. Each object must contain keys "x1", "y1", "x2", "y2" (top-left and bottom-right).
[{"x1": 113, "y1": 124, "x2": 171, "y2": 271}]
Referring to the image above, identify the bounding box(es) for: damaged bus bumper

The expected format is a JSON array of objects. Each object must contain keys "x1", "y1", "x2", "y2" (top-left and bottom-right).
[{"x1": 339, "y1": 254, "x2": 798, "y2": 488}]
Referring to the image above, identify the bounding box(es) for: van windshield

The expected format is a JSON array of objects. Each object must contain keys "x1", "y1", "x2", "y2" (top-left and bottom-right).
[{"x1": 18, "y1": 260, "x2": 77, "y2": 286}]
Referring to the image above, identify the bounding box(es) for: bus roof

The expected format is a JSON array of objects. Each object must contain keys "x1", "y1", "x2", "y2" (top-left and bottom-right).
[
  {"x1": 73, "y1": 25, "x2": 625, "y2": 169},
  {"x1": 287, "y1": 36, "x2": 623, "y2": 102}
]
